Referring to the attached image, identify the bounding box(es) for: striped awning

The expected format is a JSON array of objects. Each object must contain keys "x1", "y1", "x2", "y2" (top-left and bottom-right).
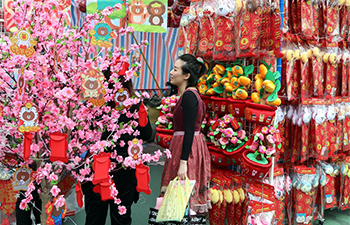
[{"x1": 71, "y1": 0, "x2": 179, "y2": 90}]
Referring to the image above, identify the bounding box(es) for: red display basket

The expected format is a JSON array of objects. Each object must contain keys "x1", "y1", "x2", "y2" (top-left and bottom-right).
[
  {"x1": 240, "y1": 150, "x2": 272, "y2": 179},
  {"x1": 208, "y1": 145, "x2": 231, "y2": 167},
  {"x1": 227, "y1": 99, "x2": 247, "y2": 117},
  {"x1": 155, "y1": 127, "x2": 174, "y2": 149},
  {"x1": 211, "y1": 96, "x2": 229, "y2": 114},
  {"x1": 201, "y1": 95, "x2": 213, "y2": 111},
  {"x1": 244, "y1": 101, "x2": 277, "y2": 125},
  {"x1": 223, "y1": 142, "x2": 248, "y2": 165}
]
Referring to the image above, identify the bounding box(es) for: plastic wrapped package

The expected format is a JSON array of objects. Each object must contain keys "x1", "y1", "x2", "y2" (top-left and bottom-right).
[
  {"x1": 268, "y1": 0, "x2": 283, "y2": 57},
  {"x1": 301, "y1": 101, "x2": 313, "y2": 163},
  {"x1": 290, "y1": 0, "x2": 301, "y2": 34},
  {"x1": 274, "y1": 107, "x2": 287, "y2": 162},
  {"x1": 311, "y1": 0, "x2": 321, "y2": 39},
  {"x1": 312, "y1": 100, "x2": 328, "y2": 161},
  {"x1": 312, "y1": 47, "x2": 325, "y2": 97},
  {"x1": 260, "y1": 1, "x2": 272, "y2": 55},
  {"x1": 270, "y1": 167, "x2": 288, "y2": 225},
  {"x1": 283, "y1": 105, "x2": 295, "y2": 163},
  {"x1": 323, "y1": 47, "x2": 339, "y2": 98},
  {"x1": 325, "y1": 0, "x2": 341, "y2": 43},
  {"x1": 300, "y1": 48, "x2": 313, "y2": 99},
  {"x1": 342, "y1": 99, "x2": 350, "y2": 152},
  {"x1": 196, "y1": 0, "x2": 216, "y2": 59},
  {"x1": 301, "y1": 0, "x2": 313, "y2": 40},
  {"x1": 326, "y1": 102, "x2": 338, "y2": 157},
  {"x1": 319, "y1": 162, "x2": 339, "y2": 210},
  {"x1": 291, "y1": 106, "x2": 302, "y2": 164},
  {"x1": 182, "y1": 1, "x2": 201, "y2": 55},
  {"x1": 176, "y1": 7, "x2": 190, "y2": 57},
  {"x1": 235, "y1": 0, "x2": 262, "y2": 58},
  {"x1": 285, "y1": 44, "x2": 301, "y2": 101},
  {"x1": 283, "y1": 0, "x2": 290, "y2": 33},
  {"x1": 291, "y1": 166, "x2": 318, "y2": 225},
  {"x1": 212, "y1": 0, "x2": 239, "y2": 61},
  {"x1": 247, "y1": 200, "x2": 275, "y2": 225},
  {"x1": 334, "y1": 98, "x2": 344, "y2": 154},
  {"x1": 339, "y1": 157, "x2": 350, "y2": 210},
  {"x1": 339, "y1": 1, "x2": 349, "y2": 41},
  {"x1": 340, "y1": 50, "x2": 349, "y2": 96}
]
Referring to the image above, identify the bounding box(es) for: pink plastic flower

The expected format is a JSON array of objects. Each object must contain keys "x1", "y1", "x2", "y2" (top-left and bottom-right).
[
  {"x1": 237, "y1": 130, "x2": 246, "y2": 139},
  {"x1": 259, "y1": 146, "x2": 267, "y2": 154},
  {"x1": 257, "y1": 133, "x2": 264, "y2": 141},
  {"x1": 118, "y1": 205, "x2": 127, "y2": 215},
  {"x1": 50, "y1": 185, "x2": 61, "y2": 197},
  {"x1": 250, "y1": 141, "x2": 259, "y2": 150},
  {"x1": 266, "y1": 146, "x2": 276, "y2": 156},
  {"x1": 231, "y1": 137, "x2": 238, "y2": 144},
  {"x1": 19, "y1": 200, "x2": 28, "y2": 210},
  {"x1": 54, "y1": 195, "x2": 65, "y2": 209},
  {"x1": 219, "y1": 138, "x2": 229, "y2": 146},
  {"x1": 269, "y1": 126, "x2": 277, "y2": 134},
  {"x1": 261, "y1": 126, "x2": 269, "y2": 134},
  {"x1": 223, "y1": 128, "x2": 234, "y2": 137},
  {"x1": 266, "y1": 134, "x2": 275, "y2": 144},
  {"x1": 223, "y1": 115, "x2": 231, "y2": 123}
]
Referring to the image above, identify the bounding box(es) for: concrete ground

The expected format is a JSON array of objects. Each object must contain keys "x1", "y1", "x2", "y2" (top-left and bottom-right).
[{"x1": 63, "y1": 143, "x2": 350, "y2": 225}]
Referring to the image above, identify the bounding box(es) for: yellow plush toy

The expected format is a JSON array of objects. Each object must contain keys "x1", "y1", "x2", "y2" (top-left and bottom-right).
[
  {"x1": 223, "y1": 189, "x2": 233, "y2": 204},
  {"x1": 252, "y1": 61, "x2": 281, "y2": 106}
]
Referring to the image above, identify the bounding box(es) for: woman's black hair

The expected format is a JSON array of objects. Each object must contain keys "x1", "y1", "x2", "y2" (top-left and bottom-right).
[{"x1": 178, "y1": 54, "x2": 208, "y2": 88}]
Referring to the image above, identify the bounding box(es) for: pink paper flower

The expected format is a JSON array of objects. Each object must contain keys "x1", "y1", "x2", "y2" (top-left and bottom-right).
[
  {"x1": 223, "y1": 115, "x2": 231, "y2": 123},
  {"x1": 50, "y1": 185, "x2": 61, "y2": 197},
  {"x1": 54, "y1": 195, "x2": 65, "y2": 209},
  {"x1": 219, "y1": 137, "x2": 229, "y2": 146},
  {"x1": 269, "y1": 126, "x2": 277, "y2": 134},
  {"x1": 115, "y1": 198, "x2": 122, "y2": 205},
  {"x1": 266, "y1": 134, "x2": 276, "y2": 144},
  {"x1": 266, "y1": 146, "x2": 276, "y2": 156},
  {"x1": 19, "y1": 200, "x2": 28, "y2": 210},
  {"x1": 237, "y1": 130, "x2": 246, "y2": 139},
  {"x1": 257, "y1": 133, "x2": 264, "y2": 141}
]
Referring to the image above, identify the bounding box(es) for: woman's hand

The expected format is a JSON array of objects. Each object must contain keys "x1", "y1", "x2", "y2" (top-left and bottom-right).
[{"x1": 177, "y1": 160, "x2": 188, "y2": 180}]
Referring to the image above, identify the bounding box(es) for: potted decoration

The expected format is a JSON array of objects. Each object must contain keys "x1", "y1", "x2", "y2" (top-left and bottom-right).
[
  {"x1": 208, "y1": 114, "x2": 248, "y2": 165},
  {"x1": 155, "y1": 95, "x2": 179, "y2": 148},
  {"x1": 241, "y1": 125, "x2": 282, "y2": 179},
  {"x1": 198, "y1": 63, "x2": 253, "y2": 115},
  {"x1": 245, "y1": 61, "x2": 281, "y2": 125}
]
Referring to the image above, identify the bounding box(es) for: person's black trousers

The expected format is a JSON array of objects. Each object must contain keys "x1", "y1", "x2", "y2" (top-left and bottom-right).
[
  {"x1": 82, "y1": 168, "x2": 139, "y2": 225},
  {"x1": 16, "y1": 189, "x2": 42, "y2": 225}
]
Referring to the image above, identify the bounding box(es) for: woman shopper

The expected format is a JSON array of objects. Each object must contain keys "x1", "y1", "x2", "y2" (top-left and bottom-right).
[
  {"x1": 160, "y1": 54, "x2": 211, "y2": 214},
  {"x1": 82, "y1": 67, "x2": 152, "y2": 225}
]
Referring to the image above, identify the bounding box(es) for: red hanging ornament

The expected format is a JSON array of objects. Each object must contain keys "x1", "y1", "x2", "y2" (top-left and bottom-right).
[
  {"x1": 135, "y1": 164, "x2": 151, "y2": 195},
  {"x1": 23, "y1": 132, "x2": 34, "y2": 161},
  {"x1": 92, "y1": 152, "x2": 111, "y2": 185},
  {"x1": 138, "y1": 102, "x2": 148, "y2": 127},
  {"x1": 49, "y1": 132, "x2": 68, "y2": 163},
  {"x1": 75, "y1": 182, "x2": 83, "y2": 208},
  {"x1": 100, "y1": 181, "x2": 114, "y2": 201}
]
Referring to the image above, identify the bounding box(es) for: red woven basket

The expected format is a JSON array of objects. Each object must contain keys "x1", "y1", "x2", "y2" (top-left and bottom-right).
[
  {"x1": 244, "y1": 101, "x2": 277, "y2": 125},
  {"x1": 155, "y1": 127, "x2": 174, "y2": 149},
  {"x1": 227, "y1": 99, "x2": 247, "y2": 117},
  {"x1": 240, "y1": 150, "x2": 272, "y2": 179},
  {"x1": 223, "y1": 142, "x2": 248, "y2": 165},
  {"x1": 201, "y1": 95, "x2": 213, "y2": 111},
  {"x1": 208, "y1": 145, "x2": 231, "y2": 167},
  {"x1": 211, "y1": 96, "x2": 229, "y2": 114}
]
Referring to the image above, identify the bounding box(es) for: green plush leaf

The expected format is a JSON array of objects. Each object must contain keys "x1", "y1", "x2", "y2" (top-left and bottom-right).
[
  {"x1": 227, "y1": 145, "x2": 234, "y2": 152},
  {"x1": 222, "y1": 145, "x2": 226, "y2": 149},
  {"x1": 274, "y1": 71, "x2": 281, "y2": 81},
  {"x1": 244, "y1": 137, "x2": 248, "y2": 141},
  {"x1": 201, "y1": 124, "x2": 205, "y2": 129},
  {"x1": 259, "y1": 88, "x2": 265, "y2": 99},
  {"x1": 233, "y1": 132, "x2": 237, "y2": 136},
  {"x1": 265, "y1": 71, "x2": 275, "y2": 81},
  {"x1": 274, "y1": 79, "x2": 281, "y2": 92},
  {"x1": 51, "y1": 180, "x2": 58, "y2": 185},
  {"x1": 254, "y1": 135, "x2": 258, "y2": 141},
  {"x1": 244, "y1": 65, "x2": 254, "y2": 75},
  {"x1": 226, "y1": 67, "x2": 232, "y2": 72},
  {"x1": 277, "y1": 143, "x2": 282, "y2": 149},
  {"x1": 237, "y1": 140, "x2": 242, "y2": 144},
  {"x1": 213, "y1": 131, "x2": 219, "y2": 135},
  {"x1": 267, "y1": 93, "x2": 278, "y2": 102},
  {"x1": 214, "y1": 85, "x2": 224, "y2": 94}
]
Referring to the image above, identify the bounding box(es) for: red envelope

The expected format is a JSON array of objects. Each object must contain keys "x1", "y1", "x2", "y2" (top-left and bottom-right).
[
  {"x1": 92, "y1": 152, "x2": 111, "y2": 185},
  {"x1": 138, "y1": 102, "x2": 148, "y2": 127},
  {"x1": 49, "y1": 132, "x2": 68, "y2": 163},
  {"x1": 135, "y1": 164, "x2": 151, "y2": 195},
  {"x1": 23, "y1": 132, "x2": 34, "y2": 161},
  {"x1": 75, "y1": 182, "x2": 83, "y2": 208}
]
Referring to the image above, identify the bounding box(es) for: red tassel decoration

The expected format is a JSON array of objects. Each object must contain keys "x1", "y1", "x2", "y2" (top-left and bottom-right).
[
  {"x1": 135, "y1": 164, "x2": 151, "y2": 195},
  {"x1": 138, "y1": 102, "x2": 148, "y2": 127},
  {"x1": 23, "y1": 132, "x2": 34, "y2": 161},
  {"x1": 92, "y1": 152, "x2": 111, "y2": 185},
  {"x1": 49, "y1": 132, "x2": 68, "y2": 163}
]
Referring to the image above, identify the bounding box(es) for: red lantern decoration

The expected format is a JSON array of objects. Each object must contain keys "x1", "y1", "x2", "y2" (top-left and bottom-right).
[
  {"x1": 23, "y1": 132, "x2": 34, "y2": 161},
  {"x1": 92, "y1": 152, "x2": 111, "y2": 185},
  {"x1": 49, "y1": 132, "x2": 68, "y2": 163},
  {"x1": 135, "y1": 164, "x2": 151, "y2": 195}
]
